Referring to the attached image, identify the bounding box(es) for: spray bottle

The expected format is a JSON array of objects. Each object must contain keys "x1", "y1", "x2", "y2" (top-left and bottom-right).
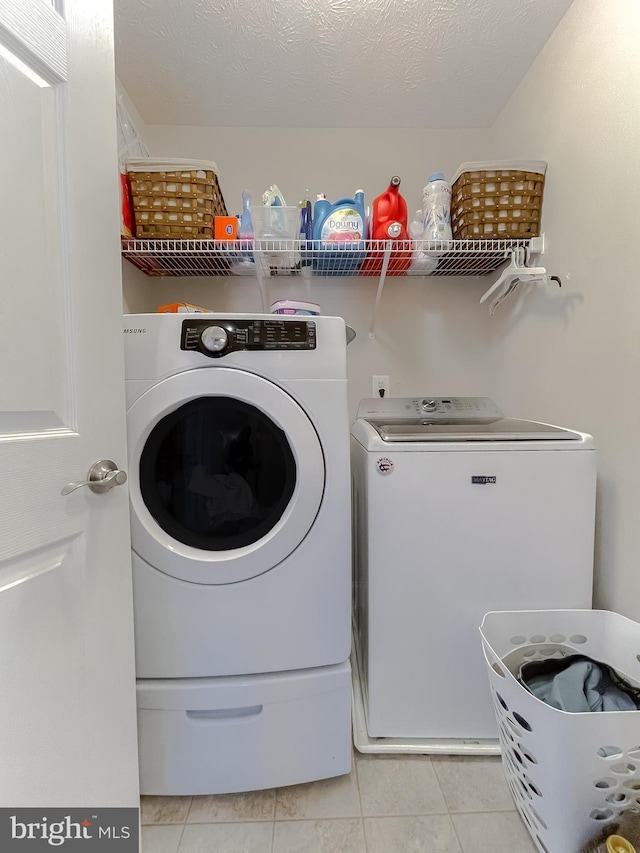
[{"x1": 230, "y1": 188, "x2": 255, "y2": 275}]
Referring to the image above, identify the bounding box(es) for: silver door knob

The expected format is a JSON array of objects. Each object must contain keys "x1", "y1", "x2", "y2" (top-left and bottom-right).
[{"x1": 61, "y1": 460, "x2": 128, "y2": 496}]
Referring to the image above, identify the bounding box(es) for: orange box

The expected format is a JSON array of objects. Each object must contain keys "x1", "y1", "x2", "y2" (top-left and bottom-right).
[
  {"x1": 214, "y1": 216, "x2": 238, "y2": 240},
  {"x1": 158, "y1": 302, "x2": 212, "y2": 314}
]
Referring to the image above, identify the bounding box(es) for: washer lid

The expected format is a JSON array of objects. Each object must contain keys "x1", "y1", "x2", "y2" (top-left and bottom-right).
[{"x1": 370, "y1": 418, "x2": 581, "y2": 442}]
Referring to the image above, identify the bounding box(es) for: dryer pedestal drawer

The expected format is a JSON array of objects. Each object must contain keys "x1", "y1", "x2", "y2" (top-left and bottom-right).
[{"x1": 136, "y1": 661, "x2": 352, "y2": 794}]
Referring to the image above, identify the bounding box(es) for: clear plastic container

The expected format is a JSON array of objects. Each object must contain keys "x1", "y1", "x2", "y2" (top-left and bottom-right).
[
  {"x1": 252, "y1": 206, "x2": 300, "y2": 240},
  {"x1": 252, "y1": 206, "x2": 300, "y2": 271}
]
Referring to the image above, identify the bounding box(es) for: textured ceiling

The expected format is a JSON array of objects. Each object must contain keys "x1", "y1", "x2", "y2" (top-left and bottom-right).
[{"x1": 114, "y1": 0, "x2": 574, "y2": 128}]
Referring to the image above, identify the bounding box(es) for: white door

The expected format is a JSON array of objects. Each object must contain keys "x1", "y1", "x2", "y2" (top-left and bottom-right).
[{"x1": 0, "y1": 0, "x2": 139, "y2": 809}]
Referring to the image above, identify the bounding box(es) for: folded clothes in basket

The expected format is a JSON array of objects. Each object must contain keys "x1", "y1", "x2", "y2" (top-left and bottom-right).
[{"x1": 518, "y1": 655, "x2": 640, "y2": 713}]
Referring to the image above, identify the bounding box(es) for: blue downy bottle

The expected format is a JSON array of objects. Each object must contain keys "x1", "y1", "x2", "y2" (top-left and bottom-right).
[{"x1": 312, "y1": 190, "x2": 367, "y2": 275}]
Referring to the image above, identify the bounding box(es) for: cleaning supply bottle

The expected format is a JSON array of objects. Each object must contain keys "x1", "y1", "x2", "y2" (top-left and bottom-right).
[
  {"x1": 422, "y1": 172, "x2": 452, "y2": 243},
  {"x1": 312, "y1": 190, "x2": 367, "y2": 275},
  {"x1": 230, "y1": 188, "x2": 255, "y2": 275},
  {"x1": 299, "y1": 193, "x2": 312, "y2": 267},
  {"x1": 238, "y1": 188, "x2": 253, "y2": 239},
  {"x1": 361, "y1": 176, "x2": 410, "y2": 276},
  {"x1": 407, "y1": 210, "x2": 438, "y2": 274}
]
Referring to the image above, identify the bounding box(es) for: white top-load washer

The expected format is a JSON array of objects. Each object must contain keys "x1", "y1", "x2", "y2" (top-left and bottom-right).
[
  {"x1": 350, "y1": 396, "x2": 596, "y2": 754},
  {"x1": 124, "y1": 313, "x2": 352, "y2": 794}
]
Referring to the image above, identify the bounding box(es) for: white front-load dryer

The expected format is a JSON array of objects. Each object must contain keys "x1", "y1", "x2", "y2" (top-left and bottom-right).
[{"x1": 124, "y1": 313, "x2": 352, "y2": 794}]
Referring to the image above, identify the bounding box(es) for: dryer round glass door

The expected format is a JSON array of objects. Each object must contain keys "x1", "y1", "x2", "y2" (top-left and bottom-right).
[{"x1": 127, "y1": 368, "x2": 325, "y2": 584}]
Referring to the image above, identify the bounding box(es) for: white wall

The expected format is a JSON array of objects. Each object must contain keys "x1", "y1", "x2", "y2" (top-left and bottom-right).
[
  {"x1": 125, "y1": 125, "x2": 495, "y2": 417},
  {"x1": 487, "y1": 0, "x2": 640, "y2": 615}
]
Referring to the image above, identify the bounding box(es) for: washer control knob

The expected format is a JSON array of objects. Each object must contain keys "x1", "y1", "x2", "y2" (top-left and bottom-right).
[
  {"x1": 422, "y1": 399, "x2": 438, "y2": 412},
  {"x1": 201, "y1": 325, "x2": 228, "y2": 353}
]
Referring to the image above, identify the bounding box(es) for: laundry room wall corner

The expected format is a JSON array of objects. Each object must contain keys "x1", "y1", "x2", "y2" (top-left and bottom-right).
[{"x1": 486, "y1": 0, "x2": 640, "y2": 619}]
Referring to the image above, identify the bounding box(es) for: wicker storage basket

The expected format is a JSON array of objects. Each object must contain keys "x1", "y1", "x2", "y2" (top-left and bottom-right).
[
  {"x1": 126, "y1": 159, "x2": 227, "y2": 239},
  {"x1": 451, "y1": 160, "x2": 547, "y2": 240}
]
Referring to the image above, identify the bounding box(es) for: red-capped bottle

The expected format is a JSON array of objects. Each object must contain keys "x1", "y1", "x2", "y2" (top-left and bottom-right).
[{"x1": 362, "y1": 176, "x2": 411, "y2": 275}]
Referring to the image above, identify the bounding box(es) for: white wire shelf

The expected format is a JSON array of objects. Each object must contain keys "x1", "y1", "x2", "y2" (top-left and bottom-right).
[{"x1": 121, "y1": 238, "x2": 534, "y2": 278}]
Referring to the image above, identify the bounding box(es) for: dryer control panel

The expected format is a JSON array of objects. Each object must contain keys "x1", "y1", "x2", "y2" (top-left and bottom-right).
[{"x1": 181, "y1": 318, "x2": 317, "y2": 358}]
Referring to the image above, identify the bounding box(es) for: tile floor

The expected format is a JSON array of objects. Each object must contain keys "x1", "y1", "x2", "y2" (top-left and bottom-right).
[{"x1": 141, "y1": 752, "x2": 538, "y2": 852}]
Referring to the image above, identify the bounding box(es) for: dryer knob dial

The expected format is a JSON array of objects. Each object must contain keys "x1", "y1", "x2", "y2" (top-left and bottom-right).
[
  {"x1": 201, "y1": 325, "x2": 228, "y2": 353},
  {"x1": 422, "y1": 399, "x2": 438, "y2": 412}
]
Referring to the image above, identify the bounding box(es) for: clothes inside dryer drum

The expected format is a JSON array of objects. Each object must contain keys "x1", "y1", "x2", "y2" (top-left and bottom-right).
[{"x1": 139, "y1": 396, "x2": 296, "y2": 551}]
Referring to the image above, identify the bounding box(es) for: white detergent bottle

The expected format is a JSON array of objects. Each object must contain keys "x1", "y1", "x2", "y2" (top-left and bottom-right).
[{"x1": 422, "y1": 172, "x2": 452, "y2": 243}]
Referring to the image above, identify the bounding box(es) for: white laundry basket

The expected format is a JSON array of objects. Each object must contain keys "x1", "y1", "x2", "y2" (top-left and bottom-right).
[{"x1": 480, "y1": 610, "x2": 640, "y2": 853}]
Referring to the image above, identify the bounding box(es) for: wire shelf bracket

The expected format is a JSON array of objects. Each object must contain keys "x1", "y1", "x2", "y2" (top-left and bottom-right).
[{"x1": 479, "y1": 234, "x2": 558, "y2": 315}]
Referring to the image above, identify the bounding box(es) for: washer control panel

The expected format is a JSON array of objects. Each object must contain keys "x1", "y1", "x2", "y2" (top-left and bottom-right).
[
  {"x1": 181, "y1": 318, "x2": 317, "y2": 357},
  {"x1": 356, "y1": 396, "x2": 503, "y2": 421}
]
